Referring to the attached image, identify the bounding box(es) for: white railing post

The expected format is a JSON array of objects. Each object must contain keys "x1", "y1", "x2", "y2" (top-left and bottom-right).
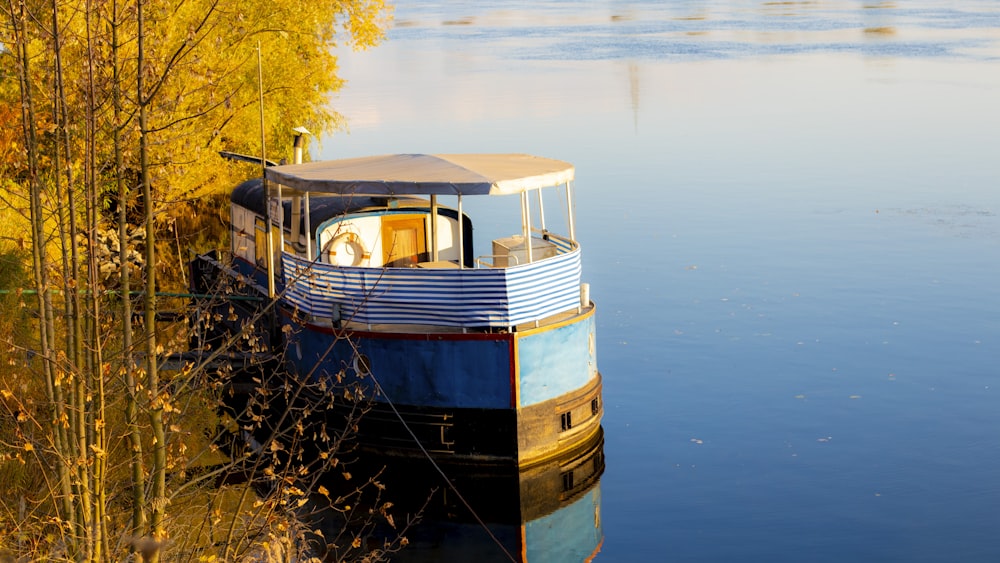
[{"x1": 566, "y1": 181, "x2": 576, "y2": 242}]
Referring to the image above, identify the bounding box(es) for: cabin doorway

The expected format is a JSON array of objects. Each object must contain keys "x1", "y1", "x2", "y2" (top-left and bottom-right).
[{"x1": 382, "y1": 215, "x2": 427, "y2": 267}]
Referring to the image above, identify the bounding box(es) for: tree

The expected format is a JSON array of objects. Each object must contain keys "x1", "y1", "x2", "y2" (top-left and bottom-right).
[{"x1": 0, "y1": 0, "x2": 393, "y2": 559}]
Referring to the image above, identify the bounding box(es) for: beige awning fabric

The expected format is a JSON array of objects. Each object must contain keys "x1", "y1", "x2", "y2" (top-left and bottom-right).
[{"x1": 264, "y1": 153, "x2": 575, "y2": 196}]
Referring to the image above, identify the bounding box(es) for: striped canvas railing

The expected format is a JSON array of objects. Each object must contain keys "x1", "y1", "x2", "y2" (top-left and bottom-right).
[
  {"x1": 281, "y1": 247, "x2": 582, "y2": 328},
  {"x1": 539, "y1": 230, "x2": 576, "y2": 254}
]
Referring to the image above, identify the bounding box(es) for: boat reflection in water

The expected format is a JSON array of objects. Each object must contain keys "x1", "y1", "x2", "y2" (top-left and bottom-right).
[{"x1": 327, "y1": 427, "x2": 604, "y2": 562}]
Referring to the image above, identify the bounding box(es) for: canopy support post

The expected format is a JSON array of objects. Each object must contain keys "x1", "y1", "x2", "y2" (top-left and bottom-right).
[
  {"x1": 304, "y1": 192, "x2": 312, "y2": 261},
  {"x1": 457, "y1": 194, "x2": 464, "y2": 269},
  {"x1": 566, "y1": 181, "x2": 576, "y2": 242},
  {"x1": 291, "y1": 196, "x2": 301, "y2": 248},
  {"x1": 521, "y1": 191, "x2": 533, "y2": 264},
  {"x1": 292, "y1": 127, "x2": 312, "y2": 260},
  {"x1": 537, "y1": 188, "x2": 546, "y2": 235},
  {"x1": 430, "y1": 194, "x2": 439, "y2": 262},
  {"x1": 276, "y1": 183, "x2": 283, "y2": 266}
]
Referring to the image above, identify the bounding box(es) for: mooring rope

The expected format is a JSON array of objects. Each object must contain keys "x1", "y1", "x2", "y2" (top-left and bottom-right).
[{"x1": 365, "y1": 370, "x2": 519, "y2": 563}]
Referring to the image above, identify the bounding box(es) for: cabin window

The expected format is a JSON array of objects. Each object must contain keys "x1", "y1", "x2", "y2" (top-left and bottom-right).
[
  {"x1": 381, "y1": 214, "x2": 427, "y2": 267},
  {"x1": 353, "y1": 354, "x2": 371, "y2": 376},
  {"x1": 232, "y1": 206, "x2": 254, "y2": 262},
  {"x1": 560, "y1": 411, "x2": 573, "y2": 432}
]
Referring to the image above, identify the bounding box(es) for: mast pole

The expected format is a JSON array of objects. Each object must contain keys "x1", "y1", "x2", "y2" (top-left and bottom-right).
[{"x1": 257, "y1": 42, "x2": 274, "y2": 299}]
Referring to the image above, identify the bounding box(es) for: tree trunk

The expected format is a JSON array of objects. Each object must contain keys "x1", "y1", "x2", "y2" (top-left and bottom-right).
[
  {"x1": 138, "y1": 0, "x2": 167, "y2": 555},
  {"x1": 112, "y1": 0, "x2": 147, "y2": 541}
]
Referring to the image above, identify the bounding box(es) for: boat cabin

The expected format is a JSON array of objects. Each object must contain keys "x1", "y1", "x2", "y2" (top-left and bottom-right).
[
  {"x1": 227, "y1": 153, "x2": 586, "y2": 333},
  {"x1": 230, "y1": 179, "x2": 474, "y2": 271}
]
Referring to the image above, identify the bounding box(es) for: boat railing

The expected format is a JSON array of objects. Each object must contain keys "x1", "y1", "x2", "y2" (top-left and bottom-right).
[
  {"x1": 281, "y1": 245, "x2": 583, "y2": 329},
  {"x1": 475, "y1": 254, "x2": 520, "y2": 268},
  {"x1": 536, "y1": 230, "x2": 577, "y2": 255},
  {"x1": 474, "y1": 232, "x2": 577, "y2": 269}
]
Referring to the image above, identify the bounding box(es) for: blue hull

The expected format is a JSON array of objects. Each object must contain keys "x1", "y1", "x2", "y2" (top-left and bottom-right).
[{"x1": 281, "y1": 307, "x2": 602, "y2": 465}]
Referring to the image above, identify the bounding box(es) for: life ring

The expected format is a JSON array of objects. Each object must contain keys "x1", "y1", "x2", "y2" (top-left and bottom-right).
[{"x1": 328, "y1": 232, "x2": 370, "y2": 266}]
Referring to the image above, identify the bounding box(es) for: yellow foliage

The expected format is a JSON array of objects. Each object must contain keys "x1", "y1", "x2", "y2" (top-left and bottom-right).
[
  {"x1": 0, "y1": 0, "x2": 391, "y2": 286},
  {"x1": 0, "y1": 0, "x2": 391, "y2": 558}
]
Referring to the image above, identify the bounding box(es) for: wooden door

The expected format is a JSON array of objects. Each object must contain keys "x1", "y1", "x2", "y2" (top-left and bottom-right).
[{"x1": 381, "y1": 215, "x2": 427, "y2": 266}]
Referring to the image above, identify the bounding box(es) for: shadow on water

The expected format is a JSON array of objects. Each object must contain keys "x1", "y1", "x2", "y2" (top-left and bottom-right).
[{"x1": 310, "y1": 428, "x2": 606, "y2": 562}]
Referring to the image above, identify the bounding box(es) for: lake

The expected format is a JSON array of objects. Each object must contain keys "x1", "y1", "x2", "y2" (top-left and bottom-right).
[{"x1": 317, "y1": 1, "x2": 1000, "y2": 561}]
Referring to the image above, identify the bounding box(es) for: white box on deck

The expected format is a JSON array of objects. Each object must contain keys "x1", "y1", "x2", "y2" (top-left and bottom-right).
[{"x1": 492, "y1": 236, "x2": 557, "y2": 267}]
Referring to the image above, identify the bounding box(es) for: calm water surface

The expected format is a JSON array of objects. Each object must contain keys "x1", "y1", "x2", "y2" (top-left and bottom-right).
[{"x1": 319, "y1": 1, "x2": 1000, "y2": 561}]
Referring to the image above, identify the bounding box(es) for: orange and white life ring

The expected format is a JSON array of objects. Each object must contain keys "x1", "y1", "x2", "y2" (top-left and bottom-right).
[{"x1": 328, "y1": 232, "x2": 370, "y2": 266}]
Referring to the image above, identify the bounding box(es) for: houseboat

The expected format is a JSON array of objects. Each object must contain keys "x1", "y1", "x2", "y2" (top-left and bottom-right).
[{"x1": 194, "y1": 153, "x2": 601, "y2": 467}]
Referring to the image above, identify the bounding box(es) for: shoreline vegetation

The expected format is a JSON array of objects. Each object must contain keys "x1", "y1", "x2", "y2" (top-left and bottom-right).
[{"x1": 0, "y1": 0, "x2": 400, "y2": 559}]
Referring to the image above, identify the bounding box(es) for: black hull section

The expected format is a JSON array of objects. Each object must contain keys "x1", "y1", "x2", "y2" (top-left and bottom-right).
[{"x1": 355, "y1": 403, "x2": 519, "y2": 465}]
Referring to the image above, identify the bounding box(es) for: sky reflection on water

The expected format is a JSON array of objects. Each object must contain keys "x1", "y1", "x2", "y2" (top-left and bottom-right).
[{"x1": 321, "y1": 1, "x2": 1000, "y2": 560}]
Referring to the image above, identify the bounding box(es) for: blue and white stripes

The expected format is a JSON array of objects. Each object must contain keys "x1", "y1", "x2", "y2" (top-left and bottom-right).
[{"x1": 281, "y1": 248, "x2": 582, "y2": 328}]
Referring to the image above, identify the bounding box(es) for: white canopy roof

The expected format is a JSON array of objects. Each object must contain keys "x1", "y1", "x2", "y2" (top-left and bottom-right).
[{"x1": 264, "y1": 153, "x2": 575, "y2": 196}]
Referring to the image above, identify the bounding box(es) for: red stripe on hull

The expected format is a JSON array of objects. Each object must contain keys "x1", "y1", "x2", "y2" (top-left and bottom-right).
[{"x1": 301, "y1": 321, "x2": 514, "y2": 343}]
